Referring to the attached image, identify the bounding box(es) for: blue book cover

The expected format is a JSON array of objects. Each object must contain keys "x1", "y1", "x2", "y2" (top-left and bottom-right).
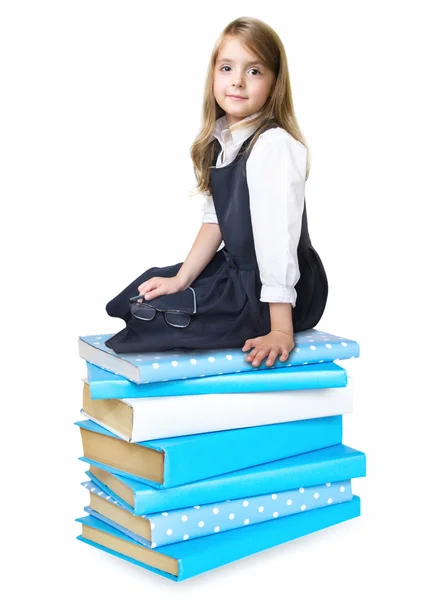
[
  {"x1": 82, "y1": 477, "x2": 353, "y2": 548},
  {"x1": 78, "y1": 328, "x2": 359, "y2": 384},
  {"x1": 86, "y1": 360, "x2": 348, "y2": 399},
  {"x1": 76, "y1": 496, "x2": 361, "y2": 581},
  {"x1": 76, "y1": 416, "x2": 343, "y2": 489},
  {"x1": 84, "y1": 444, "x2": 366, "y2": 515}
]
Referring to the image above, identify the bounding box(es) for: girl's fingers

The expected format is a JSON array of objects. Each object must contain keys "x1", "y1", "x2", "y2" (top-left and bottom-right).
[
  {"x1": 243, "y1": 336, "x2": 263, "y2": 351},
  {"x1": 139, "y1": 281, "x2": 156, "y2": 294},
  {"x1": 138, "y1": 280, "x2": 162, "y2": 299},
  {"x1": 242, "y1": 339, "x2": 253, "y2": 351},
  {"x1": 251, "y1": 349, "x2": 267, "y2": 367},
  {"x1": 136, "y1": 283, "x2": 151, "y2": 302},
  {"x1": 243, "y1": 337, "x2": 258, "y2": 352},
  {"x1": 279, "y1": 348, "x2": 290, "y2": 362},
  {"x1": 137, "y1": 285, "x2": 149, "y2": 296},
  {"x1": 246, "y1": 347, "x2": 260, "y2": 362},
  {"x1": 138, "y1": 277, "x2": 162, "y2": 292},
  {"x1": 266, "y1": 349, "x2": 279, "y2": 367},
  {"x1": 145, "y1": 285, "x2": 166, "y2": 300}
]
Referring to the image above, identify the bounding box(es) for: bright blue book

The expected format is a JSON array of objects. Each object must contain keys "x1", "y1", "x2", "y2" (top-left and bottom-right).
[
  {"x1": 84, "y1": 444, "x2": 365, "y2": 515},
  {"x1": 86, "y1": 360, "x2": 348, "y2": 399},
  {"x1": 76, "y1": 416, "x2": 343, "y2": 489},
  {"x1": 78, "y1": 328, "x2": 359, "y2": 384},
  {"x1": 82, "y1": 477, "x2": 353, "y2": 548},
  {"x1": 76, "y1": 496, "x2": 360, "y2": 581}
]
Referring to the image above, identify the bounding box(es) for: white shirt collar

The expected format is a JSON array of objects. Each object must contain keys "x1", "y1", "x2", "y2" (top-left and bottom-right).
[{"x1": 213, "y1": 111, "x2": 261, "y2": 148}]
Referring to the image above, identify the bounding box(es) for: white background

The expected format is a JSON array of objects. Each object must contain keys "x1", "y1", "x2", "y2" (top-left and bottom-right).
[{"x1": 1, "y1": 1, "x2": 444, "y2": 597}]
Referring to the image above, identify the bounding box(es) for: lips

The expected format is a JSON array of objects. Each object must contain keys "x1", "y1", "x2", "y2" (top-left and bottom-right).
[{"x1": 228, "y1": 95, "x2": 247, "y2": 100}]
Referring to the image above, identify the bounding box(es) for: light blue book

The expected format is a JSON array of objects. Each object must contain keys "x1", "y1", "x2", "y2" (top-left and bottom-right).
[
  {"x1": 76, "y1": 416, "x2": 343, "y2": 489},
  {"x1": 84, "y1": 444, "x2": 365, "y2": 515},
  {"x1": 82, "y1": 478, "x2": 353, "y2": 548},
  {"x1": 78, "y1": 328, "x2": 359, "y2": 384},
  {"x1": 77, "y1": 496, "x2": 361, "y2": 581},
  {"x1": 86, "y1": 360, "x2": 348, "y2": 399}
]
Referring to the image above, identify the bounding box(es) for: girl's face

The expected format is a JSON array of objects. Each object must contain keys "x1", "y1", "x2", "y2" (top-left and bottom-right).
[{"x1": 213, "y1": 36, "x2": 276, "y2": 126}]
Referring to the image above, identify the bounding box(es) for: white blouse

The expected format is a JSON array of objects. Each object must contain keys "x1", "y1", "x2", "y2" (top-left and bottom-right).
[{"x1": 201, "y1": 112, "x2": 307, "y2": 307}]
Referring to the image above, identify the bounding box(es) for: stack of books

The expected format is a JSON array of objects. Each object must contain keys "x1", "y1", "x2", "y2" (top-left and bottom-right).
[{"x1": 76, "y1": 328, "x2": 365, "y2": 582}]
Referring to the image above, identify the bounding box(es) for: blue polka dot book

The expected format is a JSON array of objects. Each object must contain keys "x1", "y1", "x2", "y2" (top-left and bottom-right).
[
  {"x1": 82, "y1": 477, "x2": 355, "y2": 548},
  {"x1": 78, "y1": 328, "x2": 359, "y2": 385}
]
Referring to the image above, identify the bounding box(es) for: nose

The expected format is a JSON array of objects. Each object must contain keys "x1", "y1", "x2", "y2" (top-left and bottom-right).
[{"x1": 231, "y1": 70, "x2": 245, "y2": 88}]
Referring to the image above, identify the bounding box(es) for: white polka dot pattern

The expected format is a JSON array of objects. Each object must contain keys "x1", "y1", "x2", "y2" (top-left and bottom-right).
[
  {"x1": 81, "y1": 478, "x2": 353, "y2": 548},
  {"x1": 80, "y1": 329, "x2": 359, "y2": 384}
]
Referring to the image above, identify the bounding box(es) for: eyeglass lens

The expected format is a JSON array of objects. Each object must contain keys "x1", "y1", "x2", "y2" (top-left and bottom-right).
[
  {"x1": 164, "y1": 311, "x2": 191, "y2": 328},
  {"x1": 131, "y1": 305, "x2": 156, "y2": 321}
]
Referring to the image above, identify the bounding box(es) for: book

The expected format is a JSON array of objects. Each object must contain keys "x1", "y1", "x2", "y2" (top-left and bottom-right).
[
  {"x1": 78, "y1": 328, "x2": 360, "y2": 384},
  {"x1": 84, "y1": 444, "x2": 366, "y2": 515},
  {"x1": 76, "y1": 496, "x2": 361, "y2": 581},
  {"x1": 85, "y1": 360, "x2": 348, "y2": 399},
  {"x1": 76, "y1": 416, "x2": 343, "y2": 488},
  {"x1": 80, "y1": 377, "x2": 353, "y2": 442},
  {"x1": 82, "y1": 477, "x2": 353, "y2": 548}
]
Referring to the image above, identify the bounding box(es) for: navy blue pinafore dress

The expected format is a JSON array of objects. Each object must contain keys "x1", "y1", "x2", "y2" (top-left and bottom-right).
[{"x1": 104, "y1": 121, "x2": 328, "y2": 354}]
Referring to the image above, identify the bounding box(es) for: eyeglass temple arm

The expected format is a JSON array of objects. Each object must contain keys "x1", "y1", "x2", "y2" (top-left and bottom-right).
[{"x1": 129, "y1": 294, "x2": 146, "y2": 302}]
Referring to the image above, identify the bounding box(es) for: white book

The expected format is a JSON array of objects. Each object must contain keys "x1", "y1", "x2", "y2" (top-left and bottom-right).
[{"x1": 80, "y1": 377, "x2": 354, "y2": 442}]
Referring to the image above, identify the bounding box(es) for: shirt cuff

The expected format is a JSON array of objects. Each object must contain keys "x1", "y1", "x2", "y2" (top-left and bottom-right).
[
  {"x1": 202, "y1": 213, "x2": 219, "y2": 224},
  {"x1": 260, "y1": 285, "x2": 297, "y2": 307}
]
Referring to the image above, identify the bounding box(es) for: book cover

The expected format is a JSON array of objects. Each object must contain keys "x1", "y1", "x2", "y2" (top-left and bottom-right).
[
  {"x1": 82, "y1": 478, "x2": 353, "y2": 548},
  {"x1": 78, "y1": 328, "x2": 359, "y2": 384},
  {"x1": 84, "y1": 443, "x2": 366, "y2": 515},
  {"x1": 85, "y1": 361, "x2": 348, "y2": 399},
  {"x1": 76, "y1": 415, "x2": 343, "y2": 488},
  {"x1": 76, "y1": 496, "x2": 361, "y2": 581},
  {"x1": 81, "y1": 378, "x2": 353, "y2": 442}
]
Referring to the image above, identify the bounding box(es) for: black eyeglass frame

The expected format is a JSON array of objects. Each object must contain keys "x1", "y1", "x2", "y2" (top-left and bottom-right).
[{"x1": 128, "y1": 287, "x2": 197, "y2": 328}]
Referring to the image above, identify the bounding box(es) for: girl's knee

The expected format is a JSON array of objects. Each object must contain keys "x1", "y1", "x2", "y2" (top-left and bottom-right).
[{"x1": 105, "y1": 298, "x2": 118, "y2": 317}]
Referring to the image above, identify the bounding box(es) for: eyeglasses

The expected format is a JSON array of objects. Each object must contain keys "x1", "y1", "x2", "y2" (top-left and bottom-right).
[{"x1": 129, "y1": 287, "x2": 197, "y2": 328}]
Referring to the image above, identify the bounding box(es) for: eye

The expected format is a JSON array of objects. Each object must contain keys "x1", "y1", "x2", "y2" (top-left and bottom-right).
[{"x1": 219, "y1": 66, "x2": 262, "y2": 75}]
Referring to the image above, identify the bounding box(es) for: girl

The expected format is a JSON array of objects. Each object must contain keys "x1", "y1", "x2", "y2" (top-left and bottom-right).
[{"x1": 104, "y1": 16, "x2": 328, "y2": 368}]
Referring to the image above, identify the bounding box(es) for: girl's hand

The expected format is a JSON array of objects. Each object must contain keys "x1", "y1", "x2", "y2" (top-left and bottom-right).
[
  {"x1": 242, "y1": 331, "x2": 295, "y2": 367},
  {"x1": 137, "y1": 275, "x2": 186, "y2": 302}
]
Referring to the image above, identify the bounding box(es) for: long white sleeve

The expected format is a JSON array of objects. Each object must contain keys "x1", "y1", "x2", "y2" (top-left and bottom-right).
[
  {"x1": 246, "y1": 130, "x2": 307, "y2": 308},
  {"x1": 200, "y1": 193, "x2": 219, "y2": 225}
]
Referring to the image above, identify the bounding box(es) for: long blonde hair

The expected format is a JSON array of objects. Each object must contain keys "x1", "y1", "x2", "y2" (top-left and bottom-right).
[{"x1": 189, "y1": 16, "x2": 311, "y2": 198}]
